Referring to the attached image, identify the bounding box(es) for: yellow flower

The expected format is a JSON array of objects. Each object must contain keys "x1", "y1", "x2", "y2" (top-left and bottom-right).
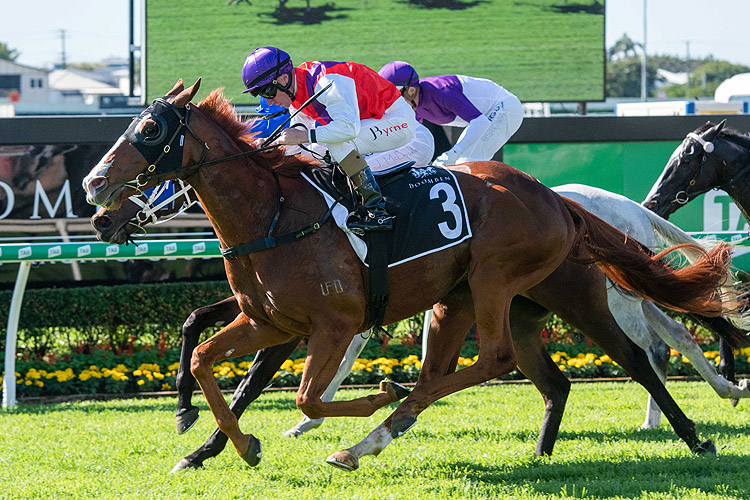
[{"x1": 137, "y1": 380, "x2": 145, "y2": 386}]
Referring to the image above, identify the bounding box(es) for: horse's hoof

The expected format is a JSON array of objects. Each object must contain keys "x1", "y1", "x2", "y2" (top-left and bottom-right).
[
  {"x1": 391, "y1": 414, "x2": 417, "y2": 438},
  {"x1": 282, "y1": 418, "x2": 323, "y2": 438},
  {"x1": 731, "y1": 398, "x2": 740, "y2": 407},
  {"x1": 326, "y1": 450, "x2": 359, "y2": 471},
  {"x1": 380, "y1": 379, "x2": 411, "y2": 400},
  {"x1": 692, "y1": 439, "x2": 717, "y2": 456},
  {"x1": 170, "y1": 458, "x2": 201, "y2": 473},
  {"x1": 176, "y1": 407, "x2": 199, "y2": 435},
  {"x1": 240, "y1": 434, "x2": 263, "y2": 467}
]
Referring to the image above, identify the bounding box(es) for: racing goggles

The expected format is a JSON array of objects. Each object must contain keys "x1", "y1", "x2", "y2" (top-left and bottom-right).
[{"x1": 251, "y1": 81, "x2": 280, "y2": 99}]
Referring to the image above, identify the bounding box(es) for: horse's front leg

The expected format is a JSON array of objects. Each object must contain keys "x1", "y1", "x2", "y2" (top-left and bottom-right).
[
  {"x1": 190, "y1": 313, "x2": 295, "y2": 466},
  {"x1": 284, "y1": 332, "x2": 371, "y2": 437},
  {"x1": 172, "y1": 337, "x2": 301, "y2": 472},
  {"x1": 295, "y1": 324, "x2": 409, "y2": 420}
]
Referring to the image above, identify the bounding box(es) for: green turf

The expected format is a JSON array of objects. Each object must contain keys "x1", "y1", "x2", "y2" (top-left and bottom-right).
[
  {"x1": 145, "y1": 0, "x2": 604, "y2": 104},
  {"x1": 1, "y1": 381, "x2": 749, "y2": 499}
]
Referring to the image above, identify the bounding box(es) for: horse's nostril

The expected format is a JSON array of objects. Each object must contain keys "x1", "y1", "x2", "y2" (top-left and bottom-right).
[
  {"x1": 90, "y1": 177, "x2": 107, "y2": 192},
  {"x1": 93, "y1": 215, "x2": 112, "y2": 231}
]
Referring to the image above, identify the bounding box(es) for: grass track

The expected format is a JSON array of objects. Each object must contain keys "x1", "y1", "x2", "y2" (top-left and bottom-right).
[
  {"x1": 2, "y1": 381, "x2": 750, "y2": 499},
  {"x1": 145, "y1": 0, "x2": 604, "y2": 104}
]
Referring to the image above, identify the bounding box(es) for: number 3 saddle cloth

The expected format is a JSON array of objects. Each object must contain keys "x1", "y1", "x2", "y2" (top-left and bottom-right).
[{"x1": 301, "y1": 163, "x2": 472, "y2": 267}]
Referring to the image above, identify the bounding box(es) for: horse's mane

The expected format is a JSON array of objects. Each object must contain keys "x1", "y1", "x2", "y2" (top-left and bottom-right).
[{"x1": 195, "y1": 88, "x2": 318, "y2": 174}]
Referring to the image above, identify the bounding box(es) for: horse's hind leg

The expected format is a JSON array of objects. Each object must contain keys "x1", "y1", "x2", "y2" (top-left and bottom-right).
[
  {"x1": 603, "y1": 286, "x2": 670, "y2": 429},
  {"x1": 172, "y1": 337, "x2": 300, "y2": 472},
  {"x1": 327, "y1": 285, "x2": 475, "y2": 471},
  {"x1": 527, "y1": 260, "x2": 714, "y2": 455},
  {"x1": 509, "y1": 296, "x2": 571, "y2": 456},
  {"x1": 176, "y1": 296, "x2": 241, "y2": 434},
  {"x1": 641, "y1": 302, "x2": 750, "y2": 401},
  {"x1": 283, "y1": 332, "x2": 370, "y2": 438}
]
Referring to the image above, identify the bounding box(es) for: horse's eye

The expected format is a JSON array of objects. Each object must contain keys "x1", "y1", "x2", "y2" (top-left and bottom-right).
[{"x1": 142, "y1": 120, "x2": 160, "y2": 138}]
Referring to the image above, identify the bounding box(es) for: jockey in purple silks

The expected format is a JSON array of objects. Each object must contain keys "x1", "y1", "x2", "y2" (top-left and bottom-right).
[
  {"x1": 241, "y1": 47, "x2": 428, "y2": 233},
  {"x1": 378, "y1": 61, "x2": 524, "y2": 167}
]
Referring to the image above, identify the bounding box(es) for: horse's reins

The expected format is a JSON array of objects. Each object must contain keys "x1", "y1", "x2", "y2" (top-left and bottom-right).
[
  {"x1": 177, "y1": 81, "x2": 333, "y2": 172},
  {"x1": 124, "y1": 82, "x2": 339, "y2": 258}
]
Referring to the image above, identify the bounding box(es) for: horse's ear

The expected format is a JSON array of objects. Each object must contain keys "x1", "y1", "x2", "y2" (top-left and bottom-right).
[
  {"x1": 702, "y1": 120, "x2": 725, "y2": 141},
  {"x1": 173, "y1": 78, "x2": 201, "y2": 107},
  {"x1": 167, "y1": 79, "x2": 185, "y2": 96}
]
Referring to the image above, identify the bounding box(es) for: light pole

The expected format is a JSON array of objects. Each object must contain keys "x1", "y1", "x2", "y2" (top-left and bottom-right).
[{"x1": 641, "y1": 0, "x2": 647, "y2": 101}]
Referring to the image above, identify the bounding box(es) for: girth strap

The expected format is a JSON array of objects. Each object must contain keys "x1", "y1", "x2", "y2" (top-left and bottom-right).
[{"x1": 366, "y1": 231, "x2": 389, "y2": 330}]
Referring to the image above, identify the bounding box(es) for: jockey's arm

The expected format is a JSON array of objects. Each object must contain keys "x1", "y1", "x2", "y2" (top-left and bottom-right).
[
  {"x1": 434, "y1": 89, "x2": 488, "y2": 165},
  {"x1": 449, "y1": 114, "x2": 491, "y2": 158},
  {"x1": 308, "y1": 74, "x2": 361, "y2": 144}
]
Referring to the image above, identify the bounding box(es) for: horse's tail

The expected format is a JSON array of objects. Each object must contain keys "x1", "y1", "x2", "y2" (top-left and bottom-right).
[
  {"x1": 640, "y1": 205, "x2": 750, "y2": 337},
  {"x1": 560, "y1": 196, "x2": 742, "y2": 317}
]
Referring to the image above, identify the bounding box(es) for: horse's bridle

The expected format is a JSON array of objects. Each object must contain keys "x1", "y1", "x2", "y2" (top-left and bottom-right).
[
  {"x1": 669, "y1": 132, "x2": 731, "y2": 206},
  {"x1": 120, "y1": 90, "x2": 338, "y2": 257},
  {"x1": 123, "y1": 98, "x2": 212, "y2": 193}
]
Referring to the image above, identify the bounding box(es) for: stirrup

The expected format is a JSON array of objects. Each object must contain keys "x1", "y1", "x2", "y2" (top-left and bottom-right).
[{"x1": 347, "y1": 210, "x2": 394, "y2": 235}]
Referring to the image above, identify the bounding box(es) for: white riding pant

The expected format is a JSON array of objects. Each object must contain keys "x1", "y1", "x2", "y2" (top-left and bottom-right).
[
  {"x1": 365, "y1": 122, "x2": 434, "y2": 172},
  {"x1": 455, "y1": 94, "x2": 524, "y2": 163},
  {"x1": 325, "y1": 98, "x2": 418, "y2": 163}
]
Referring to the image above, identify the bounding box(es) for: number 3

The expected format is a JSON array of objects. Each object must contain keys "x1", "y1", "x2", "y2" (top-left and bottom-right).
[{"x1": 429, "y1": 182, "x2": 462, "y2": 239}]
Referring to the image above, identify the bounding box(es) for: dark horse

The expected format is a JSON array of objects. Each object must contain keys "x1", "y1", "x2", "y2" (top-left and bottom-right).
[
  {"x1": 83, "y1": 80, "x2": 740, "y2": 470},
  {"x1": 643, "y1": 119, "x2": 750, "y2": 387}
]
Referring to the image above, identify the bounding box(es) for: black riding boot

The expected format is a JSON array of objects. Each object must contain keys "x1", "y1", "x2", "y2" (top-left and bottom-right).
[{"x1": 338, "y1": 151, "x2": 394, "y2": 234}]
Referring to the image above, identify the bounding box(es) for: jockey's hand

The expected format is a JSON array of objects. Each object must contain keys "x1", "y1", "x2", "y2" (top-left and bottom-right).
[
  {"x1": 272, "y1": 127, "x2": 308, "y2": 146},
  {"x1": 432, "y1": 150, "x2": 459, "y2": 167}
]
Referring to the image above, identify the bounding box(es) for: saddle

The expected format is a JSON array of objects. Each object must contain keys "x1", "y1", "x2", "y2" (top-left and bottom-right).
[{"x1": 301, "y1": 161, "x2": 473, "y2": 329}]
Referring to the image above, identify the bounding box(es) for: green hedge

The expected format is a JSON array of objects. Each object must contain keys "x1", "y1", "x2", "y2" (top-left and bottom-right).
[{"x1": 0, "y1": 281, "x2": 233, "y2": 357}]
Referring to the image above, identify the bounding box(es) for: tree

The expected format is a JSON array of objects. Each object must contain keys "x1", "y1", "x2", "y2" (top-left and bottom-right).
[
  {"x1": 606, "y1": 57, "x2": 663, "y2": 98},
  {"x1": 0, "y1": 42, "x2": 20, "y2": 62},
  {"x1": 608, "y1": 33, "x2": 640, "y2": 61},
  {"x1": 661, "y1": 60, "x2": 750, "y2": 98}
]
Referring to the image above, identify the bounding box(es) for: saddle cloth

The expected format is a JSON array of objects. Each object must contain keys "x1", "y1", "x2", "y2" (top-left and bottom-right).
[{"x1": 301, "y1": 164, "x2": 472, "y2": 267}]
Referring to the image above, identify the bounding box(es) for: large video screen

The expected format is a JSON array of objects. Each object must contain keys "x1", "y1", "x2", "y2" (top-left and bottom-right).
[{"x1": 145, "y1": 0, "x2": 604, "y2": 105}]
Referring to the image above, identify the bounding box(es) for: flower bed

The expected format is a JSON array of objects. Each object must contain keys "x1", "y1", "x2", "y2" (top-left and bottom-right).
[{"x1": 5, "y1": 343, "x2": 750, "y2": 400}]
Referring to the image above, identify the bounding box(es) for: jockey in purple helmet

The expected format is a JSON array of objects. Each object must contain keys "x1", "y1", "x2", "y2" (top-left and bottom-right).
[
  {"x1": 242, "y1": 46, "x2": 419, "y2": 234},
  {"x1": 378, "y1": 61, "x2": 524, "y2": 167}
]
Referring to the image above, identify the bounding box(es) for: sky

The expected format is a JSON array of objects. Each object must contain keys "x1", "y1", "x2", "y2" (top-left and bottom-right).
[{"x1": 2, "y1": 0, "x2": 750, "y2": 69}]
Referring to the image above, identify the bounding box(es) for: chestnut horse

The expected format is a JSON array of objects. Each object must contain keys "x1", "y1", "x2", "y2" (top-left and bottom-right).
[
  {"x1": 83, "y1": 79, "x2": 739, "y2": 470},
  {"x1": 91, "y1": 182, "x2": 750, "y2": 471},
  {"x1": 93, "y1": 179, "x2": 750, "y2": 431}
]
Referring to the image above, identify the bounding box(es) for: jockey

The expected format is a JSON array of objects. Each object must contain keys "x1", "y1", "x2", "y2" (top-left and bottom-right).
[
  {"x1": 378, "y1": 61, "x2": 524, "y2": 167},
  {"x1": 248, "y1": 98, "x2": 434, "y2": 172},
  {"x1": 241, "y1": 46, "x2": 419, "y2": 233}
]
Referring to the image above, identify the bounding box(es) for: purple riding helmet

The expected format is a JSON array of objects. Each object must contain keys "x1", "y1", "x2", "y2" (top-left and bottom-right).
[
  {"x1": 378, "y1": 61, "x2": 419, "y2": 91},
  {"x1": 241, "y1": 46, "x2": 295, "y2": 100}
]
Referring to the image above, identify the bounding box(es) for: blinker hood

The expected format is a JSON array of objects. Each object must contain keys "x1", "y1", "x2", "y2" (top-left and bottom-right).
[{"x1": 123, "y1": 98, "x2": 189, "y2": 179}]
